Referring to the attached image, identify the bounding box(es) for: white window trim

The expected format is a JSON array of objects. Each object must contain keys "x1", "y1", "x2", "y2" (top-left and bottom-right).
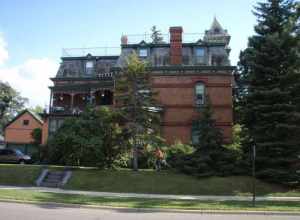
[{"x1": 195, "y1": 82, "x2": 205, "y2": 107}]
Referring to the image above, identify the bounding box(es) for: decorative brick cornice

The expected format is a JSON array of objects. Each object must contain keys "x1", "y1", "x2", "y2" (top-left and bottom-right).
[
  {"x1": 152, "y1": 82, "x2": 231, "y2": 88},
  {"x1": 161, "y1": 121, "x2": 232, "y2": 126},
  {"x1": 163, "y1": 104, "x2": 232, "y2": 109}
]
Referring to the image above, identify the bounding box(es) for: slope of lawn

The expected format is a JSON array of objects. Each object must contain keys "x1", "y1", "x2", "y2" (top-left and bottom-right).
[
  {"x1": 65, "y1": 169, "x2": 300, "y2": 196},
  {"x1": 0, "y1": 189, "x2": 300, "y2": 212},
  {"x1": 0, "y1": 164, "x2": 298, "y2": 197},
  {"x1": 0, "y1": 164, "x2": 42, "y2": 186}
]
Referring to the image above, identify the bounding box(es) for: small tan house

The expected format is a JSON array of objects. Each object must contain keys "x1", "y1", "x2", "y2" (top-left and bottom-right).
[{"x1": 4, "y1": 109, "x2": 44, "y2": 155}]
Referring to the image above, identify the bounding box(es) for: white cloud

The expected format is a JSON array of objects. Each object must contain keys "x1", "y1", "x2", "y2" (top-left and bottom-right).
[
  {"x1": 0, "y1": 33, "x2": 9, "y2": 66},
  {"x1": 0, "y1": 33, "x2": 59, "y2": 107},
  {"x1": 0, "y1": 58, "x2": 59, "y2": 108}
]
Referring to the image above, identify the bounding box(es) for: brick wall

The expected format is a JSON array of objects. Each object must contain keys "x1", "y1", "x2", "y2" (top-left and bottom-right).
[
  {"x1": 5, "y1": 112, "x2": 43, "y2": 144},
  {"x1": 169, "y1": 27, "x2": 183, "y2": 65},
  {"x1": 152, "y1": 73, "x2": 233, "y2": 144}
]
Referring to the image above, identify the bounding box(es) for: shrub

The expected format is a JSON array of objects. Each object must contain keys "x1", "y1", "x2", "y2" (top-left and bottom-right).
[
  {"x1": 48, "y1": 107, "x2": 129, "y2": 168},
  {"x1": 165, "y1": 141, "x2": 194, "y2": 170}
]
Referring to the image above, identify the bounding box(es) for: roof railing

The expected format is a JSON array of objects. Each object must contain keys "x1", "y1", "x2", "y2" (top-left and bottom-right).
[
  {"x1": 62, "y1": 47, "x2": 121, "y2": 57},
  {"x1": 125, "y1": 32, "x2": 205, "y2": 44},
  {"x1": 61, "y1": 33, "x2": 220, "y2": 57}
]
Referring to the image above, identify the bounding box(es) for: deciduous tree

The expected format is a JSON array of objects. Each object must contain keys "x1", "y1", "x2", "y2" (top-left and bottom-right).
[{"x1": 0, "y1": 81, "x2": 27, "y2": 134}]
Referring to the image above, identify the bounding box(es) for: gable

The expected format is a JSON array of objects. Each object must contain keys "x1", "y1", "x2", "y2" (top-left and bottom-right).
[{"x1": 5, "y1": 111, "x2": 43, "y2": 130}]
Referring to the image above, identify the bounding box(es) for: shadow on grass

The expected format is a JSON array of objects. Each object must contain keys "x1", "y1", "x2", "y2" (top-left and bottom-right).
[{"x1": 30, "y1": 192, "x2": 300, "y2": 212}]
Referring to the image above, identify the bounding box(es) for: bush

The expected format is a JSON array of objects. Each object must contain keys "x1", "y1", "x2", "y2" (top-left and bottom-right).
[
  {"x1": 48, "y1": 107, "x2": 129, "y2": 168},
  {"x1": 165, "y1": 141, "x2": 194, "y2": 170}
]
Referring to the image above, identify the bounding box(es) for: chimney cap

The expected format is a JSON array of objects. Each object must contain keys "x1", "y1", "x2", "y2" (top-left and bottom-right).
[{"x1": 169, "y1": 26, "x2": 183, "y2": 33}]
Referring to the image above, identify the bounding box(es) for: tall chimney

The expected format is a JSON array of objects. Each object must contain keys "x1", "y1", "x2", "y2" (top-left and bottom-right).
[
  {"x1": 169, "y1": 26, "x2": 183, "y2": 65},
  {"x1": 121, "y1": 35, "x2": 128, "y2": 45}
]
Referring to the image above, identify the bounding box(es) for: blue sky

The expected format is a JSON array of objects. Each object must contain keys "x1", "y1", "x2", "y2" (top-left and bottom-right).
[{"x1": 0, "y1": 0, "x2": 258, "y2": 107}]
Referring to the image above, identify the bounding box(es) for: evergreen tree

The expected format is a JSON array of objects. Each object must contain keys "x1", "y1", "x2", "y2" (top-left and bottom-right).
[
  {"x1": 193, "y1": 98, "x2": 223, "y2": 153},
  {"x1": 237, "y1": 0, "x2": 300, "y2": 185},
  {"x1": 181, "y1": 98, "x2": 238, "y2": 177},
  {"x1": 151, "y1": 26, "x2": 164, "y2": 44},
  {"x1": 115, "y1": 53, "x2": 160, "y2": 171}
]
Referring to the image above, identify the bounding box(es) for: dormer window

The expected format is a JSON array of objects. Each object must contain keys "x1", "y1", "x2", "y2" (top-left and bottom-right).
[
  {"x1": 85, "y1": 61, "x2": 94, "y2": 75},
  {"x1": 214, "y1": 28, "x2": 220, "y2": 34},
  {"x1": 139, "y1": 48, "x2": 148, "y2": 57},
  {"x1": 195, "y1": 48, "x2": 205, "y2": 64},
  {"x1": 195, "y1": 48, "x2": 205, "y2": 57}
]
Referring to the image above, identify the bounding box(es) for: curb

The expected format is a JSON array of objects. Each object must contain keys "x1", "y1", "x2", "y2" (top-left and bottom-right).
[{"x1": 0, "y1": 199, "x2": 300, "y2": 216}]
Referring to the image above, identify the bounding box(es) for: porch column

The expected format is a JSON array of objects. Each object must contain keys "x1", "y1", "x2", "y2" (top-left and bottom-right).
[
  {"x1": 90, "y1": 90, "x2": 94, "y2": 105},
  {"x1": 70, "y1": 93, "x2": 74, "y2": 111},
  {"x1": 49, "y1": 90, "x2": 53, "y2": 113}
]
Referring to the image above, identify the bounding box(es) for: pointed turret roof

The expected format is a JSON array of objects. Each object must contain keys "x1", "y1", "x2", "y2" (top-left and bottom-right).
[
  {"x1": 204, "y1": 17, "x2": 230, "y2": 44},
  {"x1": 210, "y1": 16, "x2": 224, "y2": 32}
]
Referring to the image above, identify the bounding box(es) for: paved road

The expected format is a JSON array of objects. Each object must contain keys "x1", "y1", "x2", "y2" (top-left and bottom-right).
[{"x1": 0, "y1": 202, "x2": 299, "y2": 220}]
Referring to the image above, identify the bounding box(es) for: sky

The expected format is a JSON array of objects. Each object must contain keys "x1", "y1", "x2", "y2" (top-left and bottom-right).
[{"x1": 0, "y1": 0, "x2": 258, "y2": 107}]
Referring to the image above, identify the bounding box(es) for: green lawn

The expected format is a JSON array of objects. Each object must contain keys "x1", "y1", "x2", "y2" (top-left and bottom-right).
[
  {"x1": 65, "y1": 169, "x2": 300, "y2": 196},
  {"x1": 0, "y1": 164, "x2": 42, "y2": 186},
  {"x1": 0, "y1": 164, "x2": 299, "y2": 197},
  {"x1": 0, "y1": 189, "x2": 299, "y2": 212}
]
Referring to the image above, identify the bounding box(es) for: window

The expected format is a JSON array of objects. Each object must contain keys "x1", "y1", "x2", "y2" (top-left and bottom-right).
[
  {"x1": 3, "y1": 149, "x2": 14, "y2": 155},
  {"x1": 214, "y1": 28, "x2": 220, "y2": 34},
  {"x1": 49, "y1": 119, "x2": 65, "y2": 134},
  {"x1": 23, "y1": 120, "x2": 29, "y2": 126},
  {"x1": 195, "y1": 83, "x2": 205, "y2": 106},
  {"x1": 85, "y1": 61, "x2": 94, "y2": 75},
  {"x1": 195, "y1": 48, "x2": 205, "y2": 64},
  {"x1": 191, "y1": 122, "x2": 200, "y2": 145},
  {"x1": 49, "y1": 119, "x2": 56, "y2": 133},
  {"x1": 139, "y1": 48, "x2": 148, "y2": 57},
  {"x1": 195, "y1": 48, "x2": 205, "y2": 57}
]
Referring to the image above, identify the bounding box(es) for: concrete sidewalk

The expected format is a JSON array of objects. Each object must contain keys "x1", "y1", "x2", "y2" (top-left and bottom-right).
[{"x1": 0, "y1": 185, "x2": 299, "y2": 202}]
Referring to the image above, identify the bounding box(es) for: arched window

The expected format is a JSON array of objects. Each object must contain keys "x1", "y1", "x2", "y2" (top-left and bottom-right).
[{"x1": 195, "y1": 83, "x2": 205, "y2": 107}]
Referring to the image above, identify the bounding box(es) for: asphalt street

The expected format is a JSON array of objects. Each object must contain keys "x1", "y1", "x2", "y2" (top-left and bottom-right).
[{"x1": 0, "y1": 202, "x2": 299, "y2": 220}]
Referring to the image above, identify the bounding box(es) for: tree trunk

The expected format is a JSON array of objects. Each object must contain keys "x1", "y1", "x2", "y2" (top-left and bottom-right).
[
  {"x1": 132, "y1": 79, "x2": 139, "y2": 171},
  {"x1": 132, "y1": 133, "x2": 138, "y2": 171}
]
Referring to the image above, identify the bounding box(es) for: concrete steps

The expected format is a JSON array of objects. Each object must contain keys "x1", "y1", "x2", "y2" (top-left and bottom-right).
[{"x1": 39, "y1": 170, "x2": 70, "y2": 188}]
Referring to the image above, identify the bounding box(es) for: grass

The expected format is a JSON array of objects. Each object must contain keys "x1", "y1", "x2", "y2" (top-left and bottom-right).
[
  {"x1": 0, "y1": 164, "x2": 42, "y2": 186},
  {"x1": 0, "y1": 164, "x2": 299, "y2": 197},
  {"x1": 0, "y1": 189, "x2": 299, "y2": 212},
  {"x1": 66, "y1": 169, "x2": 300, "y2": 197}
]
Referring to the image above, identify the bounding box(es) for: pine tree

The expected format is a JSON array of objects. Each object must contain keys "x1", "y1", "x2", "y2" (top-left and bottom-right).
[
  {"x1": 182, "y1": 98, "x2": 237, "y2": 177},
  {"x1": 115, "y1": 53, "x2": 160, "y2": 171},
  {"x1": 151, "y1": 26, "x2": 164, "y2": 44},
  {"x1": 193, "y1": 98, "x2": 223, "y2": 153},
  {"x1": 237, "y1": 0, "x2": 300, "y2": 185}
]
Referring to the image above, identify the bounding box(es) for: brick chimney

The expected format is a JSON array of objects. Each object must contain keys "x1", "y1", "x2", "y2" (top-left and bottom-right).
[
  {"x1": 121, "y1": 35, "x2": 128, "y2": 45},
  {"x1": 169, "y1": 26, "x2": 183, "y2": 65}
]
